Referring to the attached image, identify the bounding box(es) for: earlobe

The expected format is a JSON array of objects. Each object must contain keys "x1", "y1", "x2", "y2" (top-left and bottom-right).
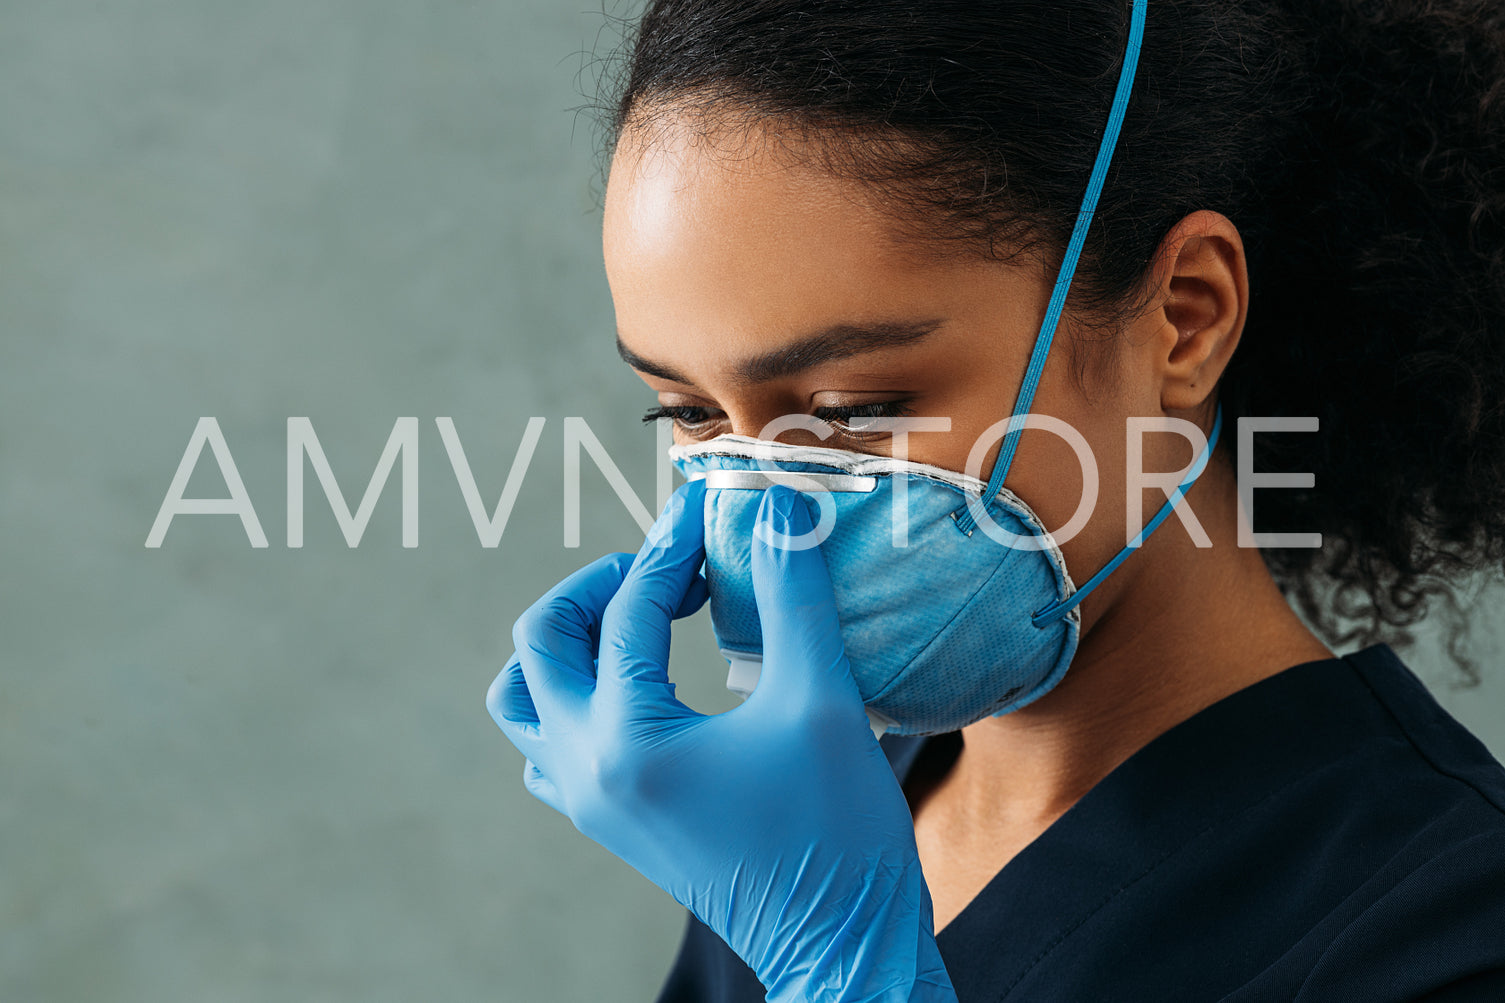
[{"x1": 1151, "y1": 211, "x2": 1249, "y2": 412}]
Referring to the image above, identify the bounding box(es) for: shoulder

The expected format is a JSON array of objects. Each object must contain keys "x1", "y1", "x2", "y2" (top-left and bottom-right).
[
  {"x1": 1291, "y1": 825, "x2": 1505, "y2": 1000},
  {"x1": 1127, "y1": 642, "x2": 1505, "y2": 1001},
  {"x1": 1292, "y1": 645, "x2": 1505, "y2": 1000},
  {"x1": 1344, "y1": 644, "x2": 1505, "y2": 799}
]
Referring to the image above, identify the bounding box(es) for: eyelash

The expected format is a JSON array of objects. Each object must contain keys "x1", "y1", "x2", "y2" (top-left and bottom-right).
[{"x1": 640, "y1": 399, "x2": 917, "y2": 435}]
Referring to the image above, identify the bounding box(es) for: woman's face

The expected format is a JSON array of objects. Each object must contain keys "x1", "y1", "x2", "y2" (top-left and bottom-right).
[{"x1": 602, "y1": 110, "x2": 1186, "y2": 596}]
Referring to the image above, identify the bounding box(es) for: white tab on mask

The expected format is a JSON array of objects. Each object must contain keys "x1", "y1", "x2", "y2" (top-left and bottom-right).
[
  {"x1": 722, "y1": 650, "x2": 763, "y2": 699},
  {"x1": 720, "y1": 649, "x2": 892, "y2": 740}
]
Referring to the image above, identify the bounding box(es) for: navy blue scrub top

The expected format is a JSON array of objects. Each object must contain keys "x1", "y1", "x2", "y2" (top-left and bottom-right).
[{"x1": 656, "y1": 644, "x2": 1505, "y2": 1001}]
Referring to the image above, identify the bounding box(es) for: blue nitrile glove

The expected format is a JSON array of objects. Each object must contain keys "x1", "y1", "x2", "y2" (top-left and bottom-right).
[{"x1": 486, "y1": 479, "x2": 956, "y2": 1003}]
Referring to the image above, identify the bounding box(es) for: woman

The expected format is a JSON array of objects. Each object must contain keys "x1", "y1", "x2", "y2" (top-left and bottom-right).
[{"x1": 488, "y1": 1, "x2": 1505, "y2": 999}]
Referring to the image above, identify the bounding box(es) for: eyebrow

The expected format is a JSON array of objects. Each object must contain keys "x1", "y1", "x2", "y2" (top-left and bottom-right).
[{"x1": 615, "y1": 319, "x2": 946, "y2": 387}]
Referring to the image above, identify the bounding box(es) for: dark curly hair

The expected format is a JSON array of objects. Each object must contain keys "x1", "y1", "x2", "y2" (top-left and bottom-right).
[{"x1": 591, "y1": 0, "x2": 1505, "y2": 679}]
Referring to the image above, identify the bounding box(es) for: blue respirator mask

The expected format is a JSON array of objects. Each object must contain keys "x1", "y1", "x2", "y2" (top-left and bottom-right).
[{"x1": 668, "y1": 0, "x2": 1220, "y2": 736}]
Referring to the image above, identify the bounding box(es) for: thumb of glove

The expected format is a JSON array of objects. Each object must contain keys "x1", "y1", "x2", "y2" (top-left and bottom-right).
[{"x1": 746, "y1": 484, "x2": 867, "y2": 723}]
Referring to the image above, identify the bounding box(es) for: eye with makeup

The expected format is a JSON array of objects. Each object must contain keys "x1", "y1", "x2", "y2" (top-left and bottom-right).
[{"x1": 640, "y1": 398, "x2": 917, "y2": 440}]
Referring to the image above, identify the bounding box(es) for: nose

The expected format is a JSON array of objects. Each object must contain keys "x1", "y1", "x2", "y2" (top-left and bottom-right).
[
  {"x1": 726, "y1": 408, "x2": 831, "y2": 446},
  {"x1": 706, "y1": 390, "x2": 823, "y2": 443}
]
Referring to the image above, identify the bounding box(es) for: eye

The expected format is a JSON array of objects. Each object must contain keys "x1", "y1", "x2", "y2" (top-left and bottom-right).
[
  {"x1": 813, "y1": 398, "x2": 917, "y2": 437},
  {"x1": 640, "y1": 398, "x2": 919, "y2": 440},
  {"x1": 640, "y1": 404, "x2": 723, "y2": 434}
]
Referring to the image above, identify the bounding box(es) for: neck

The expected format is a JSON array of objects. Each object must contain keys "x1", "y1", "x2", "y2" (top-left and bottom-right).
[{"x1": 913, "y1": 453, "x2": 1333, "y2": 845}]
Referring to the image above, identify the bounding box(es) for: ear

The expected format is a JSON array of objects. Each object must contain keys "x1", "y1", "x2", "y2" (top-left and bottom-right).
[{"x1": 1144, "y1": 210, "x2": 1249, "y2": 412}]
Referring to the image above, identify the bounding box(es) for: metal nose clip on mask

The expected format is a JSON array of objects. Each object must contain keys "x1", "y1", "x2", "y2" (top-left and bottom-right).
[{"x1": 668, "y1": 0, "x2": 1221, "y2": 737}]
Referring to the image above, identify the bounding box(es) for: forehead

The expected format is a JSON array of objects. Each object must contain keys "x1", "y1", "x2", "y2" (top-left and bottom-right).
[
  {"x1": 605, "y1": 112, "x2": 907, "y2": 270},
  {"x1": 601, "y1": 110, "x2": 1004, "y2": 358}
]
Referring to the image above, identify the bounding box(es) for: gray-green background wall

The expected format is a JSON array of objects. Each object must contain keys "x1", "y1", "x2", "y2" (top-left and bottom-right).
[{"x1": 4, "y1": 3, "x2": 1502, "y2": 1001}]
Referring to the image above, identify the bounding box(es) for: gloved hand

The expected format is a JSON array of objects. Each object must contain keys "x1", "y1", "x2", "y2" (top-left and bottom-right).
[{"x1": 486, "y1": 479, "x2": 956, "y2": 1002}]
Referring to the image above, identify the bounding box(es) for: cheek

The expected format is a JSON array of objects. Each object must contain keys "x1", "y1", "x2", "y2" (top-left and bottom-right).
[
  {"x1": 884, "y1": 361, "x2": 1029, "y2": 471},
  {"x1": 1026, "y1": 415, "x2": 1134, "y2": 591},
  {"x1": 910, "y1": 355, "x2": 1133, "y2": 578}
]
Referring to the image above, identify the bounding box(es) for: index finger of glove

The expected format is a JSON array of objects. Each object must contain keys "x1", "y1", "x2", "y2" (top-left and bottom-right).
[
  {"x1": 598, "y1": 479, "x2": 707, "y2": 691},
  {"x1": 511, "y1": 550, "x2": 634, "y2": 716}
]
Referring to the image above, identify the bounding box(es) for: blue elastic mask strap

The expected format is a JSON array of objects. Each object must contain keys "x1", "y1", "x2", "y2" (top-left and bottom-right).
[
  {"x1": 953, "y1": 0, "x2": 1147, "y2": 537},
  {"x1": 1030, "y1": 403, "x2": 1223, "y2": 626}
]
